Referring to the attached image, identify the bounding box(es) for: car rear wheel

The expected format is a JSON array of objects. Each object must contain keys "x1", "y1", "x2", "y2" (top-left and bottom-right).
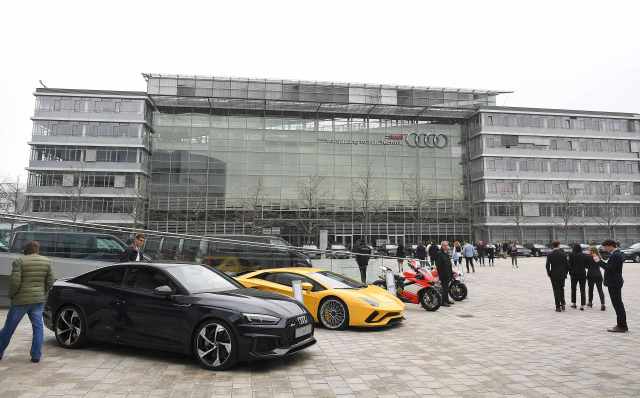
[
  {"x1": 194, "y1": 320, "x2": 237, "y2": 371},
  {"x1": 55, "y1": 306, "x2": 87, "y2": 349},
  {"x1": 318, "y1": 298, "x2": 349, "y2": 330}
]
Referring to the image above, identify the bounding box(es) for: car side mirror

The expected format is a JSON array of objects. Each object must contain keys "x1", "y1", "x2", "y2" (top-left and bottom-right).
[
  {"x1": 154, "y1": 285, "x2": 174, "y2": 297},
  {"x1": 301, "y1": 282, "x2": 313, "y2": 292}
]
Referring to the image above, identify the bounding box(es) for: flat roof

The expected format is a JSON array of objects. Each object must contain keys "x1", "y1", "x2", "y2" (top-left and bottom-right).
[
  {"x1": 35, "y1": 87, "x2": 147, "y2": 97},
  {"x1": 478, "y1": 106, "x2": 639, "y2": 119}
]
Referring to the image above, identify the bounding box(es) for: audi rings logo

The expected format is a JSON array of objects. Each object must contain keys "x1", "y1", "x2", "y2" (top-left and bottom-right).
[{"x1": 405, "y1": 133, "x2": 448, "y2": 149}]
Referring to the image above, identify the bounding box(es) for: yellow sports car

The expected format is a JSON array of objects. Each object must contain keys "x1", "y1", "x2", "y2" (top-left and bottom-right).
[{"x1": 237, "y1": 268, "x2": 404, "y2": 329}]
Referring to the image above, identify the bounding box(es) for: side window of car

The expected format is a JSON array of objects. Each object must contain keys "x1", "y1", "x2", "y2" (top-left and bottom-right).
[
  {"x1": 90, "y1": 267, "x2": 126, "y2": 287},
  {"x1": 124, "y1": 268, "x2": 176, "y2": 293},
  {"x1": 270, "y1": 273, "x2": 323, "y2": 291}
]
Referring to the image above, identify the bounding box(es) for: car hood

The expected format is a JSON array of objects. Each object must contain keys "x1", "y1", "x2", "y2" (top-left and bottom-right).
[
  {"x1": 192, "y1": 288, "x2": 307, "y2": 317},
  {"x1": 340, "y1": 285, "x2": 405, "y2": 310}
]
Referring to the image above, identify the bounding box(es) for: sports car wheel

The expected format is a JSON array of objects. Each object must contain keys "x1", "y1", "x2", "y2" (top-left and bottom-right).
[
  {"x1": 419, "y1": 287, "x2": 441, "y2": 311},
  {"x1": 450, "y1": 281, "x2": 468, "y2": 301},
  {"x1": 55, "y1": 306, "x2": 87, "y2": 348},
  {"x1": 194, "y1": 320, "x2": 237, "y2": 370},
  {"x1": 319, "y1": 298, "x2": 349, "y2": 330}
]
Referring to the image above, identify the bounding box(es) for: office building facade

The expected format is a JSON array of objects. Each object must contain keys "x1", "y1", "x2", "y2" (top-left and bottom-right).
[{"x1": 23, "y1": 75, "x2": 640, "y2": 246}]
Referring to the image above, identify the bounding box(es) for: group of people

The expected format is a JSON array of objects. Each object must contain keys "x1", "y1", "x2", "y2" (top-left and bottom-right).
[{"x1": 545, "y1": 239, "x2": 628, "y2": 333}]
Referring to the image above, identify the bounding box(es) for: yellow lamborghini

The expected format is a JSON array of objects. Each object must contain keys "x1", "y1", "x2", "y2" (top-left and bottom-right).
[{"x1": 237, "y1": 268, "x2": 404, "y2": 329}]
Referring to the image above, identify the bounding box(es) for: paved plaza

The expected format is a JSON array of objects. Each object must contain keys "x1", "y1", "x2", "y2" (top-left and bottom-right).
[{"x1": 0, "y1": 256, "x2": 638, "y2": 397}]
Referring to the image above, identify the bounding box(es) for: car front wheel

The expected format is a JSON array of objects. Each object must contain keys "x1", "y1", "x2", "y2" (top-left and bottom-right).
[
  {"x1": 55, "y1": 306, "x2": 87, "y2": 349},
  {"x1": 194, "y1": 320, "x2": 237, "y2": 370},
  {"x1": 318, "y1": 298, "x2": 349, "y2": 330}
]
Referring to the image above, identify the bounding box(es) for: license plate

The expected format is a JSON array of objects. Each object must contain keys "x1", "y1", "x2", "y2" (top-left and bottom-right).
[{"x1": 295, "y1": 324, "x2": 312, "y2": 338}]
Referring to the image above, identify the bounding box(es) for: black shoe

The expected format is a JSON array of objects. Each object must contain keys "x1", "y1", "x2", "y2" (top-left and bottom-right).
[
  {"x1": 447, "y1": 300, "x2": 455, "y2": 305},
  {"x1": 561, "y1": 305, "x2": 566, "y2": 311},
  {"x1": 442, "y1": 303, "x2": 450, "y2": 307},
  {"x1": 555, "y1": 307, "x2": 562, "y2": 312},
  {"x1": 607, "y1": 326, "x2": 628, "y2": 333},
  {"x1": 30, "y1": 358, "x2": 40, "y2": 363},
  {"x1": 587, "y1": 303, "x2": 593, "y2": 308},
  {"x1": 570, "y1": 304, "x2": 577, "y2": 309},
  {"x1": 580, "y1": 306, "x2": 584, "y2": 311},
  {"x1": 601, "y1": 305, "x2": 606, "y2": 311}
]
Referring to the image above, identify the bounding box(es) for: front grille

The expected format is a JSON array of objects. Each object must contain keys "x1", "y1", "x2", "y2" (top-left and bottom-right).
[
  {"x1": 254, "y1": 337, "x2": 279, "y2": 353},
  {"x1": 280, "y1": 314, "x2": 313, "y2": 347}
]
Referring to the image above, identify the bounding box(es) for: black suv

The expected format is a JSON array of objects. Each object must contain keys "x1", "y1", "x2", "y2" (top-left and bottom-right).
[{"x1": 621, "y1": 243, "x2": 640, "y2": 263}]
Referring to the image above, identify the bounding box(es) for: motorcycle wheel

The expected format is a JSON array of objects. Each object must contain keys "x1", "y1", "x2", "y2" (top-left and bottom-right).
[
  {"x1": 450, "y1": 281, "x2": 468, "y2": 301},
  {"x1": 419, "y1": 287, "x2": 441, "y2": 312}
]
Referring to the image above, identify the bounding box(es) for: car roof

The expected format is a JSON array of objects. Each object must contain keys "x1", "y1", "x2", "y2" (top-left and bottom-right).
[
  {"x1": 116, "y1": 262, "x2": 204, "y2": 269},
  {"x1": 240, "y1": 267, "x2": 321, "y2": 277}
]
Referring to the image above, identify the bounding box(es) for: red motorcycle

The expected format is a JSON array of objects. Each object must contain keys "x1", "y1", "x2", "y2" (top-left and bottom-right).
[
  {"x1": 430, "y1": 267, "x2": 468, "y2": 301},
  {"x1": 372, "y1": 259, "x2": 442, "y2": 311}
]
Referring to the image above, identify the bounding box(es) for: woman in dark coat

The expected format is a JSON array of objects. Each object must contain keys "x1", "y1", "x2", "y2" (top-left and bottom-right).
[
  {"x1": 396, "y1": 243, "x2": 405, "y2": 272},
  {"x1": 569, "y1": 244, "x2": 587, "y2": 310},
  {"x1": 587, "y1": 247, "x2": 606, "y2": 311}
]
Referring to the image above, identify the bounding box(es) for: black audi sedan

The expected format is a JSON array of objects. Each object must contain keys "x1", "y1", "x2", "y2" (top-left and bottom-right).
[{"x1": 44, "y1": 262, "x2": 315, "y2": 370}]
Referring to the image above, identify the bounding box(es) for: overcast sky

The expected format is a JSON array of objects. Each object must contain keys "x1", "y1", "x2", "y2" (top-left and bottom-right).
[{"x1": 1, "y1": 0, "x2": 639, "y2": 182}]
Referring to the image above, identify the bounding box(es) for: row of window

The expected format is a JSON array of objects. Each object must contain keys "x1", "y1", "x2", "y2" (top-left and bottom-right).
[
  {"x1": 36, "y1": 97, "x2": 142, "y2": 114},
  {"x1": 483, "y1": 158, "x2": 637, "y2": 174},
  {"x1": 27, "y1": 172, "x2": 140, "y2": 189},
  {"x1": 474, "y1": 180, "x2": 640, "y2": 197},
  {"x1": 30, "y1": 146, "x2": 145, "y2": 163},
  {"x1": 483, "y1": 114, "x2": 637, "y2": 133},
  {"x1": 483, "y1": 203, "x2": 640, "y2": 218},
  {"x1": 483, "y1": 135, "x2": 633, "y2": 153},
  {"x1": 30, "y1": 197, "x2": 138, "y2": 214},
  {"x1": 32, "y1": 121, "x2": 143, "y2": 138}
]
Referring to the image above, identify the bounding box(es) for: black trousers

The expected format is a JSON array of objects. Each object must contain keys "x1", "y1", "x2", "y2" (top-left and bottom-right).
[
  {"x1": 464, "y1": 257, "x2": 475, "y2": 273},
  {"x1": 479, "y1": 255, "x2": 485, "y2": 265},
  {"x1": 358, "y1": 265, "x2": 368, "y2": 284},
  {"x1": 551, "y1": 278, "x2": 566, "y2": 307},
  {"x1": 488, "y1": 256, "x2": 495, "y2": 266},
  {"x1": 588, "y1": 278, "x2": 605, "y2": 305},
  {"x1": 511, "y1": 255, "x2": 518, "y2": 267},
  {"x1": 441, "y1": 278, "x2": 451, "y2": 304},
  {"x1": 607, "y1": 286, "x2": 627, "y2": 328},
  {"x1": 570, "y1": 277, "x2": 586, "y2": 306}
]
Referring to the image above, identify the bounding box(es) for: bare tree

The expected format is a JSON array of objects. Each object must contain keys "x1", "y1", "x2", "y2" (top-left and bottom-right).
[
  {"x1": 244, "y1": 176, "x2": 266, "y2": 232},
  {"x1": 402, "y1": 178, "x2": 432, "y2": 225},
  {"x1": 296, "y1": 175, "x2": 325, "y2": 244},
  {"x1": 63, "y1": 169, "x2": 87, "y2": 223},
  {"x1": 596, "y1": 183, "x2": 621, "y2": 239},
  {"x1": 352, "y1": 165, "x2": 378, "y2": 244},
  {"x1": 510, "y1": 188, "x2": 525, "y2": 243},
  {"x1": 0, "y1": 176, "x2": 27, "y2": 240},
  {"x1": 558, "y1": 181, "x2": 577, "y2": 243}
]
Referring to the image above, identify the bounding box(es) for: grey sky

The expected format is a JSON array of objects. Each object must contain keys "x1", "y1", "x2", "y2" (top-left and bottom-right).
[{"x1": 1, "y1": 0, "x2": 639, "y2": 182}]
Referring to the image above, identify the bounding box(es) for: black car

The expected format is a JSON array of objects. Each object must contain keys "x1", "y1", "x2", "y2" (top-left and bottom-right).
[
  {"x1": 44, "y1": 262, "x2": 315, "y2": 370},
  {"x1": 621, "y1": 242, "x2": 640, "y2": 263}
]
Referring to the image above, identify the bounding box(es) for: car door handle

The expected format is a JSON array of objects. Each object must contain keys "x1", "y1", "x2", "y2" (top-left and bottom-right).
[{"x1": 172, "y1": 303, "x2": 191, "y2": 308}]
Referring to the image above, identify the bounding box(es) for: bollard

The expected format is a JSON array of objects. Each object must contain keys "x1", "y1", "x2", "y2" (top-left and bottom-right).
[
  {"x1": 292, "y1": 279, "x2": 304, "y2": 303},
  {"x1": 385, "y1": 269, "x2": 396, "y2": 295}
]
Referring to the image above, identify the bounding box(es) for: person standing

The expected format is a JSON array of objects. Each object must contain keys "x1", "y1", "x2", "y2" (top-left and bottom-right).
[
  {"x1": 596, "y1": 240, "x2": 628, "y2": 332},
  {"x1": 462, "y1": 241, "x2": 475, "y2": 273},
  {"x1": 587, "y1": 247, "x2": 605, "y2": 311},
  {"x1": 428, "y1": 242, "x2": 439, "y2": 267},
  {"x1": 510, "y1": 241, "x2": 519, "y2": 270},
  {"x1": 396, "y1": 243, "x2": 405, "y2": 273},
  {"x1": 415, "y1": 242, "x2": 426, "y2": 267},
  {"x1": 435, "y1": 241, "x2": 454, "y2": 307},
  {"x1": 546, "y1": 240, "x2": 569, "y2": 312},
  {"x1": 452, "y1": 241, "x2": 462, "y2": 268},
  {"x1": 354, "y1": 240, "x2": 371, "y2": 284},
  {"x1": 0, "y1": 241, "x2": 55, "y2": 363},
  {"x1": 487, "y1": 244, "x2": 495, "y2": 267},
  {"x1": 568, "y1": 244, "x2": 587, "y2": 310},
  {"x1": 477, "y1": 241, "x2": 486, "y2": 267},
  {"x1": 120, "y1": 233, "x2": 145, "y2": 262}
]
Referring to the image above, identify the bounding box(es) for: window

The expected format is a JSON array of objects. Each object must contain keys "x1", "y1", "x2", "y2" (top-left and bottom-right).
[
  {"x1": 258, "y1": 272, "x2": 323, "y2": 291},
  {"x1": 90, "y1": 267, "x2": 125, "y2": 286},
  {"x1": 123, "y1": 267, "x2": 176, "y2": 292},
  {"x1": 165, "y1": 265, "x2": 240, "y2": 293}
]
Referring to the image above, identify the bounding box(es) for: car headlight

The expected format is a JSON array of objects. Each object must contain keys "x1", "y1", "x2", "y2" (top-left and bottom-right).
[
  {"x1": 358, "y1": 296, "x2": 379, "y2": 307},
  {"x1": 242, "y1": 313, "x2": 280, "y2": 325}
]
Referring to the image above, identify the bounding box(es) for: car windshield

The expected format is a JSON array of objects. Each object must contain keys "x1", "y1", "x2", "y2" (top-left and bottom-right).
[
  {"x1": 165, "y1": 265, "x2": 243, "y2": 293},
  {"x1": 310, "y1": 271, "x2": 365, "y2": 289}
]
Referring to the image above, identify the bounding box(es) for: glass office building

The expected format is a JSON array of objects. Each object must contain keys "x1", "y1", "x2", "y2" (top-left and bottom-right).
[
  {"x1": 24, "y1": 74, "x2": 640, "y2": 246},
  {"x1": 144, "y1": 74, "x2": 503, "y2": 246}
]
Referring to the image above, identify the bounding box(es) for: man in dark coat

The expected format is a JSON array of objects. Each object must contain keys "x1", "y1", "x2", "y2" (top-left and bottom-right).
[
  {"x1": 427, "y1": 242, "x2": 439, "y2": 265},
  {"x1": 354, "y1": 241, "x2": 371, "y2": 284},
  {"x1": 568, "y1": 244, "x2": 588, "y2": 310},
  {"x1": 120, "y1": 233, "x2": 145, "y2": 262},
  {"x1": 415, "y1": 242, "x2": 427, "y2": 266},
  {"x1": 586, "y1": 247, "x2": 605, "y2": 310},
  {"x1": 435, "y1": 241, "x2": 454, "y2": 306},
  {"x1": 598, "y1": 240, "x2": 628, "y2": 332},
  {"x1": 546, "y1": 240, "x2": 569, "y2": 312}
]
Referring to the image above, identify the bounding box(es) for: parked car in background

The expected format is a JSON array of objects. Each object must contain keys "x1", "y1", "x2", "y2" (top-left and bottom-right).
[
  {"x1": 0, "y1": 240, "x2": 7, "y2": 252},
  {"x1": 377, "y1": 244, "x2": 398, "y2": 256},
  {"x1": 621, "y1": 242, "x2": 640, "y2": 263},
  {"x1": 513, "y1": 245, "x2": 532, "y2": 257},
  {"x1": 326, "y1": 244, "x2": 351, "y2": 259},
  {"x1": 525, "y1": 243, "x2": 552, "y2": 257},
  {"x1": 9, "y1": 231, "x2": 128, "y2": 261},
  {"x1": 301, "y1": 244, "x2": 322, "y2": 259},
  {"x1": 558, "y1": 244, "x2": 571, "y2": 254}
]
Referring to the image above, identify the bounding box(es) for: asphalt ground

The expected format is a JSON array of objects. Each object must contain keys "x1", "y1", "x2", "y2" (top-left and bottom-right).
[{"x1": 0, "y1": 256, "x2": 638, "y2": 397}]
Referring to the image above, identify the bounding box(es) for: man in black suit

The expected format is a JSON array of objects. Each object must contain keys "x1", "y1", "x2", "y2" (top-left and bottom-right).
[
  {"x1": 597, "y1": 240, "x2": 628, "y2": 332},
  {"x1": 435, "y1": 241, "x2": 454, "y2": 307},
  {"x1": 546, "y1": 240, "x2": 569, "y2": 312},
  {"x1": 120, "y1": 233, "x2": 145, "y2": 262}
]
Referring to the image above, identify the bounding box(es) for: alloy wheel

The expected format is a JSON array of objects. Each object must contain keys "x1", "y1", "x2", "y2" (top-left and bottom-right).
[
  {"x1": 195, "y1": 322, "x2": 233, "y2": 369},
  {"x1": 320, "y1": 299, "x2": 347, "y2": 329},
  {"x1": 56, "y1": 308, "x2": 82, "y2": 347}
]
